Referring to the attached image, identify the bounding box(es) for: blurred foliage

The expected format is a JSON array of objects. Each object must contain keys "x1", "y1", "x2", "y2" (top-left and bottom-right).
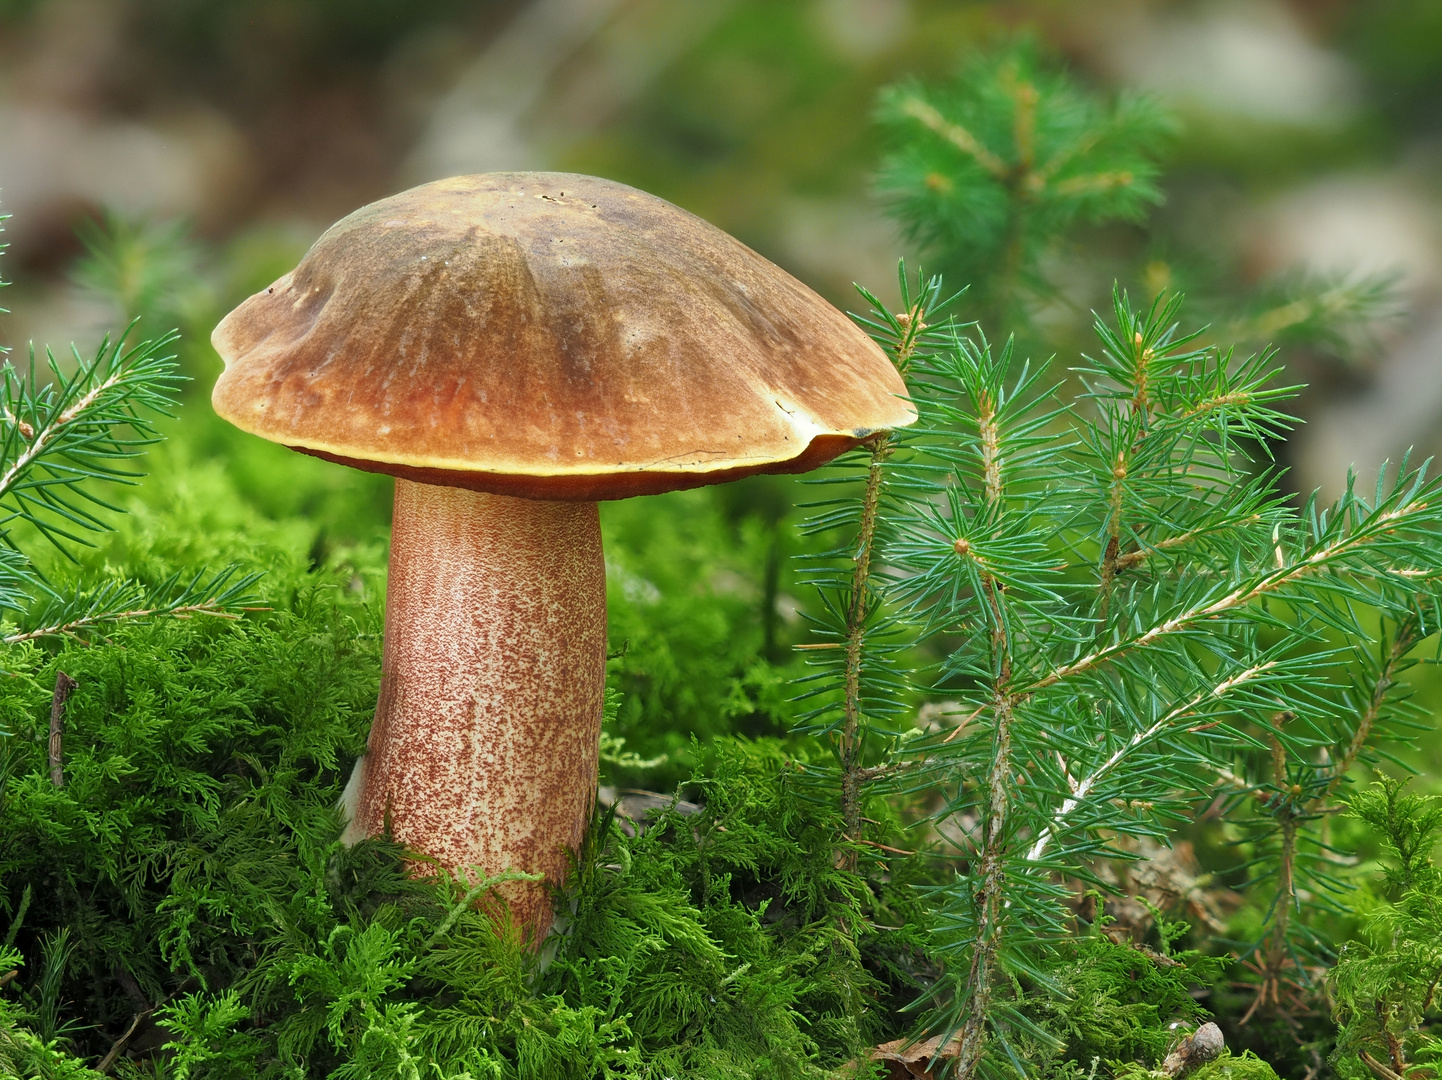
[{"x1": 876, "y1": 37, "x2": 1172, "y2": 326}]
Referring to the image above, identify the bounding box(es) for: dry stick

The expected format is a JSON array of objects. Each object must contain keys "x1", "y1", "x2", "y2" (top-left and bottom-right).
[
  {"x1": 95, "y1": 1010, "x2": 150, "y2": 1074},
  {"x1": 47, "y1": 672, "x2": 76, "y2": 789},
  {"x1": 1359, "y1": 1049, "x2": 1405, "y2": 1080}
]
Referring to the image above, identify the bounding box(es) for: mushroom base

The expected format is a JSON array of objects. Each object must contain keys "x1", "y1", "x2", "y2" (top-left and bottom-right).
[{"x1": 342, "y1": 479, "x2": 607, "y2": 940}]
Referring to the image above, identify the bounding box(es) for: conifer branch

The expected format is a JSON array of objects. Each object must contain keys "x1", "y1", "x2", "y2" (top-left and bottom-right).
[
  {"x1": 1030, "y1": 496, "x2": 1436, "y2": 696},
  {"x1": 1111, "y1": 517, "x2": 1262, "y2": 572},
  {"x1": 1026, "y1": 660, "x2": 1278, "y2": 864},
  {"x1": 9, "y1": 567, "x2": 262, "y2": 645},
  {"x1": 951, "y1": 362, "x2": 1018, "y2": 1080},
  {"x1": 0, "y1": 328, "x2": 184, "y2": 555},
  {"x1": 832, "y1": 271, "x2": 940, "y2": 868},
  {"x1": 1325, "y1": 613, "x2": 1421, "y2": 801},
  {"x1": 838, "y1": 432, "x2": 891, "y2": 865}
]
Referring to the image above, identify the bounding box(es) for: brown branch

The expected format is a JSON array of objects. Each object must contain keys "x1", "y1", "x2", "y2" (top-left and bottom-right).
[
  {"x1": 47, "y1": 671, "x2": 76, "y2": 789},
  {"x1": 1424, "y1": 965, "x2": 1442, "y2": 1015},
  {"x1": 857, "y1": 839, "x2": 917, "y2": 856},
  {"x1": 95, "y1": 1009, "x2": 150, "y2": 1074}
]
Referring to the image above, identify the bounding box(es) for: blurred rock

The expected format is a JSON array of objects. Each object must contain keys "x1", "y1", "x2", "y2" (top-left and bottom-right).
[
  {"x1": 404, "y1": 0, "x2": 626, "y2": 182},
  {"x1": 1096, "y1": 1, "x2": 1359, "y2": 128},
  {"x1": 550, "y1": 0, "x2": 735, "y2": 131},
  {"x1": 812, "y1": 0, "x2": 912, "y2": 61},
  {"x1": 1244, "y1": 176, "x2": 1442, "y2": 300},
  {"x1": 1295, "y1": 309, "x2": 1442, "y2": 499},
  {"x1": 1248, "y1": 175, "x2": 1442, "y2": 498},
  {"x1": 0, "y1": 0, "x2": 250, "y2": 263},
  {"x1": 1163, "y1": 1022, "x2": 1225, "y2": 1077},
  {"x1": 775, "y1": 196, "x2": 907, "y2": 309}
]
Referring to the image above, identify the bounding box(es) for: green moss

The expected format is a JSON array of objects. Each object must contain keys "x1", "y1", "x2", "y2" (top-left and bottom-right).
[
  {"x1": 0, "y1": 558, "x2": 934, "y2": 1077},
  {"x1": 1189, "y1": 1051, "x2": 1282, "y2": 1080}
]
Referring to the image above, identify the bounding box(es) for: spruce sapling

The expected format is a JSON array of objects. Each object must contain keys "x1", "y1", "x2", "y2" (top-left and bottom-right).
[
  {"x1": 863, "y1": 287, "x2": 1442, "y2": 1078},
  {"x1": 876, "y1": 37, "x2": 1170, "y2": 326},
  {"x1": 794, "y1": 266, "x2": 959, "y2": 872}
]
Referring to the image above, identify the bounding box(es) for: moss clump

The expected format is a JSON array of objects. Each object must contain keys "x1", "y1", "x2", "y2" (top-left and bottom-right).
[
  {"x1": 0, "y1": 564, "x2": 933, "y2": 1078},
  {"x1": 1189, "y1": 1051, "x2": 1282, "y2": 1080},
  {"x1": 1023, "y1": 923, "x2": 1223, "y2": 1076}
]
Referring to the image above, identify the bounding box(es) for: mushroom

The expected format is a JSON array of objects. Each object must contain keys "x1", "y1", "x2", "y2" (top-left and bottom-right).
[{"x1": 210, "y1": 172, "x2": 915, "y2": 937}]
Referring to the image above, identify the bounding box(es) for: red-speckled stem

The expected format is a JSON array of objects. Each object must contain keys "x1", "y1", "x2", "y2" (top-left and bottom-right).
[{"x1": 342, "y1": 478, "x2": 606, "y2": 939}]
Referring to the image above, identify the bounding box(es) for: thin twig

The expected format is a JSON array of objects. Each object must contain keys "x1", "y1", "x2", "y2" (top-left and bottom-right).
[
  {"x1": 858, "y1": 839, "x2": 917, "y2": 856},
  {"x1": 95, "y1": 975, "x2": 196, "y2": 1074},
  {"x1": 47, "y1": 671, "x2": 76, "y2": 789},
  {"x1": 95, "y1": 1009, "x2": 150, "y2": 1074}
]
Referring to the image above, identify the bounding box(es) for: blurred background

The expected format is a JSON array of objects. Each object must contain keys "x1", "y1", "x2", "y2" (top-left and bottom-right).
[
  {"x1": 1, "y1": 0, "x2": 1441, "y2": 765},
  {"x1": 3, "y1": 0, "x2": 1442, "y2": 494}
]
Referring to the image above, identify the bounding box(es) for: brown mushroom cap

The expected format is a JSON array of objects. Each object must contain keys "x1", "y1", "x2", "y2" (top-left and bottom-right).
[{"x1": 211, "y1": 172, "x2": 914, "y2": 500}]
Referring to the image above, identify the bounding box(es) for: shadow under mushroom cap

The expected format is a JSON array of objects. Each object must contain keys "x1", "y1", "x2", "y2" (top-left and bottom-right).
[{"x1": 211, "y1": 172, "x2": 915, "y2": 501}]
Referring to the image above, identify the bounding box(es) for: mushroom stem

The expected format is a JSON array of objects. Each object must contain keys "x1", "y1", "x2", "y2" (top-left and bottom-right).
[{"x1": 342, "y1": 478, "x2": 607, "y2": 939}]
